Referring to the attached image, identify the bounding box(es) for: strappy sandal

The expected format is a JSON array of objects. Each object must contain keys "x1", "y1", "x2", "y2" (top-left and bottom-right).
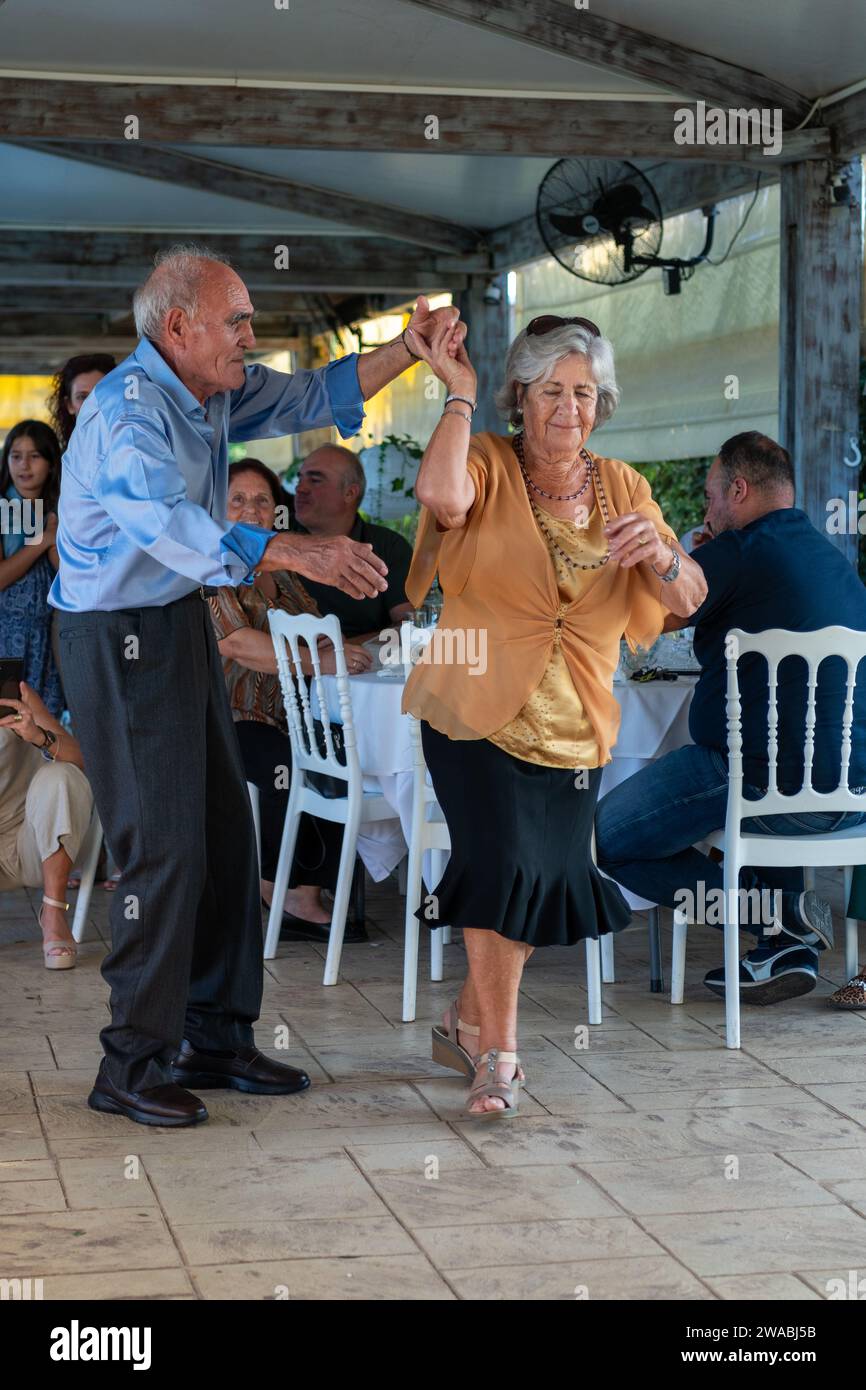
[
  {"x1": 431, "y1": 999, "x2": 480, "y2": 1080},
  {"x1": 40, "y1": 895, "x2": 78, "y2": 971},
  {"x1": 464, "y1": 1048, "x2": 521, "y2": 1121},
  {"x1": 828, "y1": 973, "x2": 866, "y2": 1009}
]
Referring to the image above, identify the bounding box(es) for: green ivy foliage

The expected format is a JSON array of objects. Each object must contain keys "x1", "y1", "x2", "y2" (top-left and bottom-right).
[{"x1": 629, "y1": 457, "x2": 712, "y2": 539}]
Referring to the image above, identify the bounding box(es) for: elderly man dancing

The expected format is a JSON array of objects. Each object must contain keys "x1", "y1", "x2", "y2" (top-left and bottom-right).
[{"x1": 51, "y1": 244, "x2": 460, "y2": 1126}]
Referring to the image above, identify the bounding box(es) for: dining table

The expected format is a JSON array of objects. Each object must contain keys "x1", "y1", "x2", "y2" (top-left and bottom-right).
[{"x1": 317, "y1": 661, "x2": 699, "y2": 899}]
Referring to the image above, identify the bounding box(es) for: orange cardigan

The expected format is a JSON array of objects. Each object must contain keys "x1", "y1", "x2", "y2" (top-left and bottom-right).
[{"x1": 402, "y1": 432, "x2": 677, "y2": 761}]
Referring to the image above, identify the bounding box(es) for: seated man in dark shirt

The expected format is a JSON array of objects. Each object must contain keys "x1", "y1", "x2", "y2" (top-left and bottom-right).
[
  {"x1": 596, "y1": 431, "x2": 866, "y2": 1005},
  {"x1": 292, "y1": 445, "x2": 413, "y2": 642}
]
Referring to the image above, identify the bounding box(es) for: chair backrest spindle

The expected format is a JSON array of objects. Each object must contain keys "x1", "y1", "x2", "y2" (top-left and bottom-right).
[
  {"x1": 841, "y1": 657, "x2": 857, "y2": 792},
  {"x1": 801, "y1": 655, "x2": 819, "y2": 794},
  {"x1": 766, "y1": 657, "x2": 779, "y2": 796}
]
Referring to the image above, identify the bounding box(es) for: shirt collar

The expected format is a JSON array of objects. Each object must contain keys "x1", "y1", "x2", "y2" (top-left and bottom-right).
[
  {"x1": 133, "y1": 337, "x2": 207, "y2": 418},
  {"x1": 741, "y1": 506, "x2": 801, "y2": 534}
]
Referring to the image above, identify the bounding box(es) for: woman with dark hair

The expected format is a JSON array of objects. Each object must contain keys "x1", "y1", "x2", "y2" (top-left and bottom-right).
[
  {"x1": 48, "y1": 353, "x2": 116, "y2": 449},
  {"x1": 207, "y1": 459, "x2": 372, "y2": 941},
  {"x1": 0, "y1": 420, "x2": 64, "y2": 713}
]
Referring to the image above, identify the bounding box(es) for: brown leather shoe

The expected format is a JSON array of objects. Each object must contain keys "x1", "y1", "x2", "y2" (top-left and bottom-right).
[
  {"x1": 88, "y1": 1072, "x2": 208, "y2": 1127},
  {"x1": 171, "y1": 1040, "x2": 311, "y2": 1095}
]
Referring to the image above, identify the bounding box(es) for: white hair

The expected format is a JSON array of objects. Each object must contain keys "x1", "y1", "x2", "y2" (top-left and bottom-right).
[
  {"x1": 132, "y1": 243, "x2": 231, "y2": 341},
  {"x1": 494, "y1": 323, "x2": 621, "y2": 428}
]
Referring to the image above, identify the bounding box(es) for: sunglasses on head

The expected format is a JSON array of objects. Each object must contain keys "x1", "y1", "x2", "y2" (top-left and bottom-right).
[{"x1": 526, "y1": 315, "x2": 601, "y2": 339}]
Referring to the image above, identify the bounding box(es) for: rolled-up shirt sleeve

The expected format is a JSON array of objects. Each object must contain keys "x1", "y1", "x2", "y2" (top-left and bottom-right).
[
  {"x1": 94, "y1": 414, "x2": 275, "y2": 587},
  {"x1": 228, "y1": 355, "x2": 365, "y2": 442}
]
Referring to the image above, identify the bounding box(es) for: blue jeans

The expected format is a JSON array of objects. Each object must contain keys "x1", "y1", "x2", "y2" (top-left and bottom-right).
[{"x1": 595, "y1": 745, "x2": 866, "y2": 939}]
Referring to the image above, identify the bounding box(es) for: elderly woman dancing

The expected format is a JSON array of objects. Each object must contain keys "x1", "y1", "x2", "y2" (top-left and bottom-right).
[{"x1": 402, "y1": 314, "x2": 707, "y2": 1118}]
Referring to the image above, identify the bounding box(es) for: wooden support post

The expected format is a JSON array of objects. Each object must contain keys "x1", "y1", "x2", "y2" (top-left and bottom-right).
[
  {"x1": 456, "y1": 275, "x2": 511, "y2": 434},
  {"x1": 294, "y1": 331, "x2": 339, "y2": 458},
  {"x1": 779, "y1": 159, "x2": 863, "y2": 564}
]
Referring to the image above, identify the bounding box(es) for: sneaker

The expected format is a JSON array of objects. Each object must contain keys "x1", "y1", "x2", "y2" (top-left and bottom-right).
[
  {"x1": 828, "y1": 973, "x2": 866, "y2": 1010},
  {"x1": 703, "y1": 943, "x2": 818, "y2": 1005},
  {"x1": 765, "y1": 890, "x2": 834, "y2": 952}
]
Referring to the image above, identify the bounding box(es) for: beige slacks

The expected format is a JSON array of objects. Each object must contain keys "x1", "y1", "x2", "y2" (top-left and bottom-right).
[{"x1": 0, "y1": 759, "x2": 93, "y2": 891}]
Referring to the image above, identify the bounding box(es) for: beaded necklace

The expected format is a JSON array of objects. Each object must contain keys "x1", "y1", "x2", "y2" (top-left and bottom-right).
[{"x1": 514, "y1": 433, "x2": 611, "y2": 574}]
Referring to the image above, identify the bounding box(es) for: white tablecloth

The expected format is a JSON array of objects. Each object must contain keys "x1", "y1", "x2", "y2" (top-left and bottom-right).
[
  {"x1": 601, "y1": 675, "x2": 697, "y2": 909},
  {"x1": 318, "y1": 670, "x2": 698, "y2": 890},
  {"x1": 316, "y1": 669, "x2": 415, "y2": 881}
]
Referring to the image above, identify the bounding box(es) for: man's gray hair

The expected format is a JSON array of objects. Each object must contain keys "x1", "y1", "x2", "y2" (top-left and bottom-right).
[
  {"x1": 494, "y1": 322, "x2": 621, "y2": 428},
  {"x1": 132, "y1": 243, "x2": 231, "y2": 341}
]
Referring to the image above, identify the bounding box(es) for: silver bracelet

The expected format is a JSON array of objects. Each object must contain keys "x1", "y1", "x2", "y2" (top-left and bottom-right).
[
  {"x1": 652, "y1": 543, "x2": 681, "y2": 583},
  {"x1": 443, "y1": 406, "x2": 472, "y2": 424},
  {"x1": 444, "y1": 392, "x2": 476, "y2": 413}
]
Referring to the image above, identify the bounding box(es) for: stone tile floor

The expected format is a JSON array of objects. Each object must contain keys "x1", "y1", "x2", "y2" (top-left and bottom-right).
[{"x1": 1, "y1": 868, "x2": 865, "y2": 1301}]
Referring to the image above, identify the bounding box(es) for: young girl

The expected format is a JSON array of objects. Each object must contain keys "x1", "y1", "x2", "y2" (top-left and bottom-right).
[{"x1": 0, "y1": 420, "x2": 64, "y2": 715}]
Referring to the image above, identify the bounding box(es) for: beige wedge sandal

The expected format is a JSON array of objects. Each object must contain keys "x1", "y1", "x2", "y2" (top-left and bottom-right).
[
  {"x1": 464, "y1": 1048, "x2": 521, "y2": 1120},
  {"x1": 40, "y1": 895, "x2": 78, "y2": 971},
  {"x1": 431, "y1": 1000, "x2": 479, "y2": 1080}
]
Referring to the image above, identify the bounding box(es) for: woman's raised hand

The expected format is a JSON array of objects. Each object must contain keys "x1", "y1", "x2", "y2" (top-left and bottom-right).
[{"x1": 405, "y1": 316, "x2": 476, "y2": 398}]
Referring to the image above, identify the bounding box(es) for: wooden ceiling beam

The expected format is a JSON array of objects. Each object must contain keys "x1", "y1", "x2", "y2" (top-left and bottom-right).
[
  {"x1": 0, "y1": 228, "x2": 468, "y2": 269},
  {"x1": 396, "y1": 0, "x2": 812, "y2": 125},
  {"x1": 0, "y1": 230, "x2": 470, "y2": 294},
  {"x1": 0, "y1": 284, "x2": 428, "y2": 315},
  {"x1": 0, "y1": 78, "x2": 828, "y2": 161},
  {"x1": 9, "y1": 139, "x2": 481, "y2": 255}
]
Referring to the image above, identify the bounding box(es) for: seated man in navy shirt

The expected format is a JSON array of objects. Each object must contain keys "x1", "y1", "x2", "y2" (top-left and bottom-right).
[
  {"x1": 292, "y1": 445, "x2": 414, "y2": 642},
  {"x1": 596, "y1": 432, "x2": 866, "y2": 1005}
]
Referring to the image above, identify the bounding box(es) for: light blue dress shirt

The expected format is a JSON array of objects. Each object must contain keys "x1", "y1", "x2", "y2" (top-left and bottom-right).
[{"x1": 49, "y1": 336, "x2": 365, "y2": 611}]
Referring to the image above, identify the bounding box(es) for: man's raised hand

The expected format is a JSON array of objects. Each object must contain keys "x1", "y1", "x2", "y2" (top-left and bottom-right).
[{"x1": 406, "y1": 295, "x2": 462, "y2": 359}]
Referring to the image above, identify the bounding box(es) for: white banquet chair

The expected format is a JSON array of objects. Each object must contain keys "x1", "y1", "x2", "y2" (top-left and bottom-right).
[
  {"x1": 399, "y1": 622, "x2": 604, "y2": 1027},
  {"x1": 264, "y1": 610, "x2": 396, "y2": 984},
  {"x1": 671, "y1": 626, "x2": 866, "y2": 1048},
  {"x1": 400, "y1": 621, "x2": 449, "y2": 1021},
  {"x1": 246, "y1": 782, "x2": 262, "y2": 878},
  {"x1": 401, "y1": 710, "x2": 452, "y2": 1022},
  {"x1": 71, "y1": 804, "x2": 103, "y2": 944}
]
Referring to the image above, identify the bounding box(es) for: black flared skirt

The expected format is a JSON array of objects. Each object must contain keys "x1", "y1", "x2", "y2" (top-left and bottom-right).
[{"x1": 418, "y1": 722, "x2": 631, "y2": 948}]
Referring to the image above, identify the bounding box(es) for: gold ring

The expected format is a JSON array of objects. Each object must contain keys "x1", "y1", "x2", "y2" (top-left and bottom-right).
[
  {"x1": 638, "y1": 533, "x2": 648, "y2": 545},
  {"x1": 14, "y1": 713, "x2": 23, "y2": 722}
]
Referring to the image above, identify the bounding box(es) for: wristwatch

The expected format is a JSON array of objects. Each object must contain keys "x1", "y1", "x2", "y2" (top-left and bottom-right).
[
  {"x1": 39, "y1": 727, "x2": 58, "y2": 761},
  {"x1": 653, "y1": 543, "x2": 681, "y2": 583}
]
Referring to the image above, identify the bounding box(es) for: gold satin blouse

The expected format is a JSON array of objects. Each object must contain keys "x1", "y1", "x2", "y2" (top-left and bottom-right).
[
  {"x1": 488, "y1": 501, "x2": 606, "y2": 768},
  {"x1": 402, "y1": 433, "x2": 676, "y2": 763}
]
